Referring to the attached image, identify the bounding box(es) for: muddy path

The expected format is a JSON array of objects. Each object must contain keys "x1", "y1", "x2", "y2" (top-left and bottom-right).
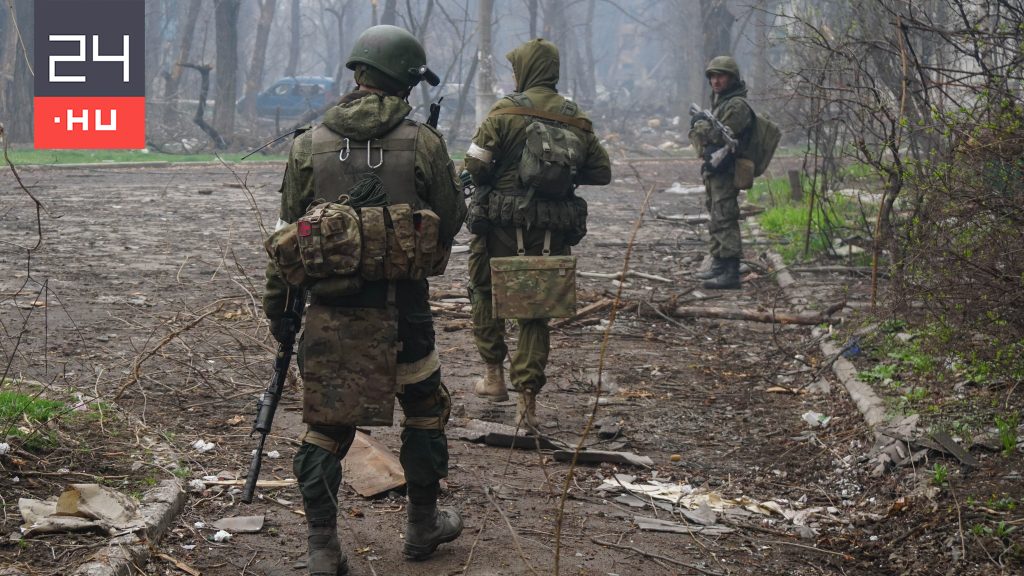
[{"x1": 1, "y1": 157, "x2": 977, "y2": 576}]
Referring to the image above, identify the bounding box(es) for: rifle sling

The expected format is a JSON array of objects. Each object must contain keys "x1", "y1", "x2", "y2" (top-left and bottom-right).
[{"x1": 489, "y1": 107, "x2": 593, "y2": 133}]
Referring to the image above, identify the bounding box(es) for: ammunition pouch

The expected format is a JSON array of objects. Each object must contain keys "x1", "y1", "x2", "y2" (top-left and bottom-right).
[
  {"x1": 266, "y1": 202, "x2": 451, "y2": 292},
  {"x1": 484, "y1": 191, "x2": 588, "y2": 245}
]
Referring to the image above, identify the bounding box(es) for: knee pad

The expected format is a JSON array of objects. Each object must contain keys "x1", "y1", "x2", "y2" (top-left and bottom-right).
[{"x1": 401, "y1": 383, "x2": 451, "y2": 431}]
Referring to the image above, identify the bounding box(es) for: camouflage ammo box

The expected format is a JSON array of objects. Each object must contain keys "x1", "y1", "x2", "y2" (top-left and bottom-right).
[{"x1": 489, "y1": 254, "x2": 577, "y2": 319}]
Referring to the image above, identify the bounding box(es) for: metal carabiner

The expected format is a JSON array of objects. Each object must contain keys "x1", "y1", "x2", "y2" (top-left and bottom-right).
[
  {"x1": 338, "y1": 138, "x2": 350, "y2": 162},
  {"x1": 367, "y1": 140, "x2": 383, "y2": 169}
]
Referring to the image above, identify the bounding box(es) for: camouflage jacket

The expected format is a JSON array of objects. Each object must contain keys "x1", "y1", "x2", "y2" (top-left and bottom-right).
[
  {"x1": 464, "y1": 39, "x2": 611, "y2": 196},
  {"x1": 263, "y1": 92, "x2": 466, "y2": 322},
  {"x1": 688, "y1": 81, "x2": 754, "y2": 162}
]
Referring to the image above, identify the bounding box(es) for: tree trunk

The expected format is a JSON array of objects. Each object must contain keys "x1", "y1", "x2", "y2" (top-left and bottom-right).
[
  {"x1": 448, "y1": 49, "x2": 478, "y2": 145},
  {"x1": 328, "y1": 1, "x2": 348, "y2": 89},
  {"x1": 414, "y1": 0, "x2": 436, "y2": 113},
  {"x1": 242, "y1": 0, "x2": 278, "y2": 118},
  {"x1": 213, "y1": 0, "x2": 241, "y2": 144},
  {"x1": 475, "y1": 0, "x2": 496, "y2": 125},
  {"x1": 527, "y1": 0, "x2": 538, "y2": 38},
  {"x1": 162, "y1": 0, "x2": 203, "y2": 124},
  {"x1": 7, "y1": 0, "x2": 32, "y2": 142},
  {"x1": 543, "y1": 1, "x2": 567, "y2": 83},
  {"x1": 577, "y1": 0, "x2": 597, "y2": 106},
  {"x1": 285, "y1": 0, "x2": 300, "y2": 77},
  {"x1": 381, "y1": 0, "x2": 397, "y2": 25},
  {"x1": 700, "y1": 0, "x2": 734, "y2": 64}
]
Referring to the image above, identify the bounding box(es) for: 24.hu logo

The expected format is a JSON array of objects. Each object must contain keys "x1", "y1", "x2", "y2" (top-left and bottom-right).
[{"x1": 33, "y1": 0, "x2": 145, "y2": 149}]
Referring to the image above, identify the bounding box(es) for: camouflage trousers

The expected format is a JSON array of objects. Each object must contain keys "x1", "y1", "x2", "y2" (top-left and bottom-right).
[
  {"x1": 294, "y1": 280, "x2": 450, "y2": 525},
  {"x1": 467, "y1": 227, "x2": 568, "y2": 394},
  {"x1": 704, "y1": 172, "x2": 743, "y2": 259}
]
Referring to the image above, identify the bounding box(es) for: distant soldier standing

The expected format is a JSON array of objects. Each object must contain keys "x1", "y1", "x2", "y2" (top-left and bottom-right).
[
  {"x1": 262, "y1": 25, "x2": 465, "y2": 574},
  {"x1": 689, "y1": 56, "x2": 754, "y2": 289},
  {"x1": 464, "y1": 38, "x2": 611, "y2": 429}
]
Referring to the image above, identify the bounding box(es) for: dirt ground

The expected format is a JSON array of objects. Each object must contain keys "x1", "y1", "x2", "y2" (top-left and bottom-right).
[{"x1": 1, "y1": 155, "x2": 1021, "y2": 576}]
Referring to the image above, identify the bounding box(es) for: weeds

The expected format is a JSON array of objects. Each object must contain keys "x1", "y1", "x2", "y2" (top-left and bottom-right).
[
  {"x1": 995, "y1": 413, "x2": 1020, "y2": 456},
  {"x1": 931, "y1": 462, "x2": 948, "y2": 485}
]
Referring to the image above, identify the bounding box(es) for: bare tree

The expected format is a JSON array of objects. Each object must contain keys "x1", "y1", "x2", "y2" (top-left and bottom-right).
[
  {"x1": 5, "y1": 0, "x2": 32, "y2": 142},
  {"x1": 162, "y1": 0, "x2": 203, "y2": 125},
  {"x1": 284, "y1": 0, "x2": 301, "y2": 77},
  {"x1": 242, "y1": 0, "x2": 279, "y2": 118},
  {"x1": 475, "y1": 0, "x2": 496, "y2": 125},
  {"x1": 700, "y1": 0, "x2": 734, "y2": 61},
  {"x1": 212, "y1": 0, "x2": 241, "y2": 143},
  {"x1": 381, "y1": 0, "x2": 398, "y2": 25}
]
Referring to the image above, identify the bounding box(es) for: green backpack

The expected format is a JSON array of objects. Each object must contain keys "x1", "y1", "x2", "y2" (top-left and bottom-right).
[{"x1": 739, "y1": 102, "x2": 782, "y2": 177}]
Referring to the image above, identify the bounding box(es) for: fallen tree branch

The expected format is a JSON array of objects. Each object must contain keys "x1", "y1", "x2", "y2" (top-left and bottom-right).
[
  {"x1": 590, "y1": 537, "x2": 725, "y2": 576},
  {"x1": 551, "y1": 298, "x2": 613, "y2": 328},
  {"x1": 180, "y1": 63, "x2": 227, "y2": 149},
  {"x1": 115, "y1": 304, "x2": 225, "y2": 400},
  {"x1": 579, "y1": 270, "x2": 672, "y2": 283},
  {"x1": 671, "y1": 301, "x2": 845, "y2": 325}
]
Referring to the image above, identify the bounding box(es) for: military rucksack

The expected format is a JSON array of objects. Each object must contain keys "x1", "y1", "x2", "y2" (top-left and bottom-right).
[
  {"x1": 738, "y1": 103, "x2": 782, "y2": 177},
  {"x1": 489, "y1": 94, "x2": 590, "y2": 199}
]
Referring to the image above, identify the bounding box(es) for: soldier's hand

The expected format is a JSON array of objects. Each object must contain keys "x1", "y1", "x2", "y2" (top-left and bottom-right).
[{"x1": 269, "y1": 318, "x2": 289, "y2": 343}]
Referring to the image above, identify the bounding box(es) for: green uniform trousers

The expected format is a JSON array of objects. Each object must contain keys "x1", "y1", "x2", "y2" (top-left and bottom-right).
[
  {"x1": 704, "y1": 172, "x2": 743, "y2": 259},
  {"x1": 293, "y1": 280, "x2": 449, "y2": 526},
  {"x1": 467, "y1": 227, "x2": 567, "y2": 394}
]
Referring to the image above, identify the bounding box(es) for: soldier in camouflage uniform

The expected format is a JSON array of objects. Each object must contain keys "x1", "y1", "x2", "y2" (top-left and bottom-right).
[
  {"x1": 688, "y1": 56, "x2": 753, "y2": 289},
  {"x1": 262, "y1": 25, "x2": 466, "y2": 575},
  {"x1": 464, "y1": 38, "x2": 611, "y2": 429}
]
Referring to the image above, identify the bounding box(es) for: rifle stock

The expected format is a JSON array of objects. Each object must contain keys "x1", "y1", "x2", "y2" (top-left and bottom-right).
[
  {"x1": 241, "y1": 288, "x2": 306, "y2": 504},
  {"x1": 427, "y1": 97, "x2": 443, "y2": 129}
]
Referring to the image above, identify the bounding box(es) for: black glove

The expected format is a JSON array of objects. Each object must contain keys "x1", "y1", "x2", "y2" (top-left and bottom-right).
[
  {"x1": 269, "y1": 318, "x2": 290, "y2": 343},
  {"x1": 701, "y1": 144, "x2": 734, "y2": 174}
]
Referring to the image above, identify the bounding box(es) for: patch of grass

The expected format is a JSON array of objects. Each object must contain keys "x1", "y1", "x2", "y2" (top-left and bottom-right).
[
  {"x1": 995, "y1": 413, "x2": 1020, "y2": 456},
  {"x1": 4, "y1": 148, "x2": 287, "y2": 165},
  {"x1": 931, "y1": 462, "x2": 948, "y2": 485},
  {"x1": 0, "y1": 390, "x2": 65, "y2": 426},
  {"x1": 859, "y1": 363, "x2": 899, "y2": 383}
]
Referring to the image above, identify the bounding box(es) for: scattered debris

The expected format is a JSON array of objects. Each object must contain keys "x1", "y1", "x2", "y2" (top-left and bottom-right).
[
  {"x1": 450, "y1": 419, "x2": 568, "y2": 451},
  {"x1": 553, "y1": 449, "x2": 653, "y2": 467},
  {"x1": 662, "y1": 182, "x2": 704, "y2": 195},
  {"x1": 191, "y1": 439, "x2": 216, "y2": 453},
  {"x1": 211, "y1": 529, "x2": 232, "y2": 542},
  {"x1": 802, "y1": 411, "x2": 832, "y2": 428},
  {"x1": 341, "y1": 431, "x2": 405, "y2": 498},
  {"x1": 212, "y1": 515, "x2": 264, "y2": 533},
  {"x1": 671, "y1": 302, "x2": 844, "y2": 325},
  {"x1": 635, "y1": 515, "x2": 735, "y2": 536},
  {"x1": 19, "y1": 484, "x2": 144, "y2": 536}
]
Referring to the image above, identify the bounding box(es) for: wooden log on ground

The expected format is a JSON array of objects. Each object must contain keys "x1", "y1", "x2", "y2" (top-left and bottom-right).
[
  {"x1": 551, "y1": 298, "x2": 613, "y2": 328},
  {"x1": 671, "y1": 301, "x2": 844, "y2": 325},
  {"x1": 766, "y1": 252, "x2": 796, "y2": 288}
]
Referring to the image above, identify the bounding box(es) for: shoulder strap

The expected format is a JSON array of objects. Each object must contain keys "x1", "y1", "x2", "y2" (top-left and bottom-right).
[{"x1": 488, "y1": 107, "x2": 593, "y2": 133}]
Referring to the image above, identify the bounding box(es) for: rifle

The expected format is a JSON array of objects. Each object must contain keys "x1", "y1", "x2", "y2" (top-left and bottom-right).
[
  {"x1": 689, "y1": 102, "x2": 738, "y2": 169},
  {"x1": 241, "y1": 288, "x2": 306, "y2": 504},
  {"x1": 427, "y1": 97, "x2": 444, "y2": 129}
]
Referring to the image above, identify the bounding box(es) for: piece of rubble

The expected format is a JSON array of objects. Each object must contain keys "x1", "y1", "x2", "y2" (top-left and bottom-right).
[
  {"x1": 341, "y1": 431, "x2": 405, "y2": 497},
  {"x1": 212, "y1": 515, "x2": 264, "y2": 533},
  {"x1": 634, "y1": 516, "x2": 735, "y2": 536},
  {"x1": 553, "y1": 449, "x2": 653, "y2": 467}
]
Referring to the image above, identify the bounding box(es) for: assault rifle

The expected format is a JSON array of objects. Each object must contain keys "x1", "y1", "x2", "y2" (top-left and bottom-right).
[
  {"x1": 689, "y1": 102, "x2": 738, "y2": 169},
  {"x1": 241, "y1": 288, "x2": 306, "y2": 504}
]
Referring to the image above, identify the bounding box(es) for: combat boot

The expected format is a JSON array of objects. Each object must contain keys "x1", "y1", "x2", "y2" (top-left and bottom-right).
[
  {"x1": 404, "y1": 502, "x2": 463, "y2": 560},
  {"x1": 701, "y1": 257, "x2": 741, "y2": 290},
  {"x1": 516, "y1": 389, "x2": 540, "y2": 432},
  {"x1": 473, "y1": 362, "x2": 509, "y2": 402},
  {"x1": 694, "y1": 256, "x2": 725, "y2": 280},
  {"x1": 306, "y1": 523, "x2": 349, "y2": 576}
]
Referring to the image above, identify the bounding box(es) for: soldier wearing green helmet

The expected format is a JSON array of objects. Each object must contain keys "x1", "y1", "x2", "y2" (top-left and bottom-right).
[
  {"x1": 262, "y1": 24, "x2": 464, "y2": 574},
  {"x1": 689, "y1": 55, "x2": 754, "y2": 289}
]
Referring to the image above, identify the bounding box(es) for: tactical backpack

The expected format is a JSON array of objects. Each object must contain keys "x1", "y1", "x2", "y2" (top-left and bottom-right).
[
  {"x1": 738, "y1": 103, "x2": 782, "y2": 177},
  {"x1": 489, "y1": 94, "x2": 590, "y2": 199}
]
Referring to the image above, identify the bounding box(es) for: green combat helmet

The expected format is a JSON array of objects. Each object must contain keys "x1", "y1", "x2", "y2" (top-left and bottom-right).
[
  {"x1": 704, "y1": 55, "x2": 741, "y2": 81},
  {"x1": 346, "y1": 25, "x2": 440, "y2": 88}
]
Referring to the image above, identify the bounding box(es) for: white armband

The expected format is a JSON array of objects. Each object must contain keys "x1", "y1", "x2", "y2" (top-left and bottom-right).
[{"x1": 466, "y1": 143, "x2": 493, "y2": 163}]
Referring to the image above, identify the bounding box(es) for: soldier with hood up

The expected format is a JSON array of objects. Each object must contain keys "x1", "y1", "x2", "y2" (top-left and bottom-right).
[
  {"x1": 262, "y1": 25, "x2": 466, "y2": 575},
  {"x1": 463, "y1": 38, "x2": 611, "y2": 430},
  {"x1": 688, "y1": 55, "x2": 754, "y2": 289}
]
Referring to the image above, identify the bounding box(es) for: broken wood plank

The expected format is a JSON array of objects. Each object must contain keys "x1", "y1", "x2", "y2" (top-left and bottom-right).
[
  {"x1": 929, "y1": 430, "x2": 980, "y2": 467},
  {"x1": 671, "y1": 301, "x2": 844, "y2": 325},
  {"x1": 635, "y1": 516, "x2": 735, "y2": 535},
  {"x1": 551, "y1": 298, "x2": 613, "y2": 328},
  {"x1": 579, "y1": 271, "x2": 672, "y2": 283},
  {"x1": 451, "y1": 419, "x2": 566, "y2": 450},
  {"x1": 342, "y1": 431, "x2": 405, "y2": 497},
  {"x1": 203, "y1": 479, "x2": 296, "y2": 488},
  {"x1": 552, "y1": 449, "x2": 653, "y2": 467},
  {"x1": 766, "y1": 252, "x2": 796, "y2": 288}
]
